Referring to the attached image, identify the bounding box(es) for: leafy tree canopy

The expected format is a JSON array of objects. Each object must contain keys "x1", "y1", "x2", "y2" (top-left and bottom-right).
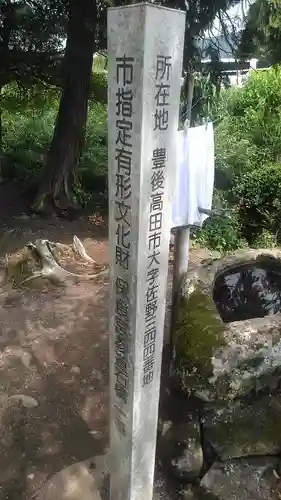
[
  {"x1": 1, "y1": 0, "x2": 243, "y2": 88},
  {"x1": 239, "y1": 0, "x2": 281, "y2": 64},
  {"x1": 0, "y1": 0, "x2": 68, "y2": 86}
]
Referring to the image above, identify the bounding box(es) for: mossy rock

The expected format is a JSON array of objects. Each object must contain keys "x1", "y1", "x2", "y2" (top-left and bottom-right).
[
  {"x1": 203, "y1": 394, "x2": 281, "y2": 459},
  {"x1": 173, "y1": 286, "x2": 225, "y2": 392},
  {"x1": 172, "y1": 249, "x2": 281, "y2": 401}
]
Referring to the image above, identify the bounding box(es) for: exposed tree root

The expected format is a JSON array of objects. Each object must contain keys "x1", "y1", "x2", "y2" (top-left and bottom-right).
[
  {"x1": 1, "y1": 236, "x2": 108, "y2": 289},
  {"x1": 20, "y1": 239, "x2": 107, "y2": 286},
  {"x1": 72, "y1": 235, "x2": 97, "y2": 264}
]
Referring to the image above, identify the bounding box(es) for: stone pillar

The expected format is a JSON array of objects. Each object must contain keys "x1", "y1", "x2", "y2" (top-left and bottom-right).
[{"x1": 107, "y1": 4, "x2": 185, "y2": 499}]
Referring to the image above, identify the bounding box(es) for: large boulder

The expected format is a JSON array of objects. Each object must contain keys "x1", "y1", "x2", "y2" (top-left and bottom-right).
[
  {"x1": 199, "y1": 457, "x2": 281, "y2": 500},
  {"x1": 203, "y1": 394, "x2": 281, "y2": 460},
  {"x1": 172, "y1": 249, "x2": 281, "y2": 402}
]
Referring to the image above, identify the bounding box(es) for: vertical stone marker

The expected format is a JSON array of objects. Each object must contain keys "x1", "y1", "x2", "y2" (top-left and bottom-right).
[{"x1": 107, "y1": 4, "x2": 185, "y2": 500}]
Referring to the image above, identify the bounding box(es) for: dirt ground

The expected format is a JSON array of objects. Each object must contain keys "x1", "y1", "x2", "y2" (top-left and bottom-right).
[{"x1": 0, "y1": 183, "x2": 213, "y2": 500}]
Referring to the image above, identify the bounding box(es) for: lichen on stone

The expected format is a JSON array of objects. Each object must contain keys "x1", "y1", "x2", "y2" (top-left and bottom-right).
[{"x1": 173, "y1": 284, "x2": 225, "y2": 393}]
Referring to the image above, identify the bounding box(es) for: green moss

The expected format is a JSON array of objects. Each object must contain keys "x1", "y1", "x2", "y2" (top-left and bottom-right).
[
  {"x1": 205, "y1": 394, "x2": 281, "y2": 458},
  {"x1": 173, "y1": 286, "x2": 225, "y2": 388}
]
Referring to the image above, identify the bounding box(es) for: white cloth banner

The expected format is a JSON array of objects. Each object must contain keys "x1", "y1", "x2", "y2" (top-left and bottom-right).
[{"x1": 171, "y1": 122, "x2": 215, "y2": 228}]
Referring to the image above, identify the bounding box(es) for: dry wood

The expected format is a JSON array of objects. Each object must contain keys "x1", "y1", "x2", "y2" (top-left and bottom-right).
[
  {"x1": 16, "y1": 238, "x2": 108, "y2": 286},
  {"x1": 72, "y1": 235, "x2": 96, "y2": 264}
]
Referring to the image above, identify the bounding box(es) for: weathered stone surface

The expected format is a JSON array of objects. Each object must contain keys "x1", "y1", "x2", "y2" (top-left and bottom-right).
[
  {"x1": 157, "y1": 420, "x2": 203, "y2": 481},
  {"x1": 200, "y1": 457, "x2": 281, "y2": 500},
  {"x1": 36, "y1": 455, "x2": 185, "y2": 500},
  {"x1": 172, "y1": 249, "x2": 281, "y2": 401},
  {"x1": 153, "y1": 464, "x2": 188, "y2": 499},
  {"x1": 36, "y1": 455, "x2": 107, "y2": 500},
  {"x1": 203, "y1": 394, "x2": 281, "y2": 460},
  {"x1": 213, "y1": 316, "x2": 281, "y2": 399},
  {"x1": 107, "y1": 4, "x2": 185, "y2": 500}
]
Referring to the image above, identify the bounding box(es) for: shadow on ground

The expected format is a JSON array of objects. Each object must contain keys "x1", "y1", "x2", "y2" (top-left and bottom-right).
[{"x1": 0, "y1": 273, "x2": 109, "y2": 499}]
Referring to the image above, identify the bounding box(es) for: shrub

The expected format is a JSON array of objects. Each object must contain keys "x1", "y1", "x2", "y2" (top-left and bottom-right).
[
  {"x1": 193, "y1": 211, "x2": 247, "y2": 253},
  {"x1": 212, "y1": 67, "x2": 281, "y2": 248},
  {"x1": 252, "y1": 230, "x2": 277, "y2": 249},
  {"x1": 214, "y1": 68, "x2": 281, "y2": 184},
  {"x1": 234, "y1": 163, "x2": 281, "y2": 241},
  {"x1": 2, "y1": 82, "x2": 58, "y2": 183},
  {"x1": 1, "y1": 82, "x2": 108, "y2": 197}
]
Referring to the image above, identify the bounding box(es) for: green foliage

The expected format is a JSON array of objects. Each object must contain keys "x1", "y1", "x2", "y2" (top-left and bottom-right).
[
  {"x1": 90, "y1": 71, "x2": 107, "y2": 104},
  {"x1": 92, "y1": 54, "x2": 107, "y2": 73},
  {"x1": 80, "y1": 103, "x2": 108, "y2": 190},
  {"x1": 4, "y1": 58, "x2": 281, "y2": 255},
  {"x1": 2, "y1": 82, "x2": 108, "y2": 201},
  {"x1": 0, "y1": 0, "x2": 66, "y2": 86},
  {"x1": 191, "y1": 73, "x2": 220, "y2": 126},
  {"x1": 252, "y1": 230, "x2": 277, "y2": 249},
  {"x1": 2, "y1": 111, "x2": 55, "y2": 184},
  {"x1": 0, "y1": 0, "x2": 241, "y2": 91},
  {"x1": 214, "y1": 69, "x2": 281, "y2": 180},
  {"x1": 234, "y1": 164, "x2": 281, "y2": 240},
  {"x1": 2, "y1": 81, "x2": 59, "y2": 114},
  {"x1": 2, "y1": 83, "x2": 58, "y2": 184},
  {"x1": 239, "y1": 0, "x2": 281, "y2": 64},
  {"x1": 213, "y1": 66, "x2": 281, "y2": 247},
  {"x1": 193, "y1": 212, "x2": 247, "y2": 253}
]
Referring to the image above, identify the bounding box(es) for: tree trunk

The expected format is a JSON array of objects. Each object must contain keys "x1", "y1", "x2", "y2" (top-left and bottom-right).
[{"x1": 32, "y1": 0, "x2": 96, "y2": 215}]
